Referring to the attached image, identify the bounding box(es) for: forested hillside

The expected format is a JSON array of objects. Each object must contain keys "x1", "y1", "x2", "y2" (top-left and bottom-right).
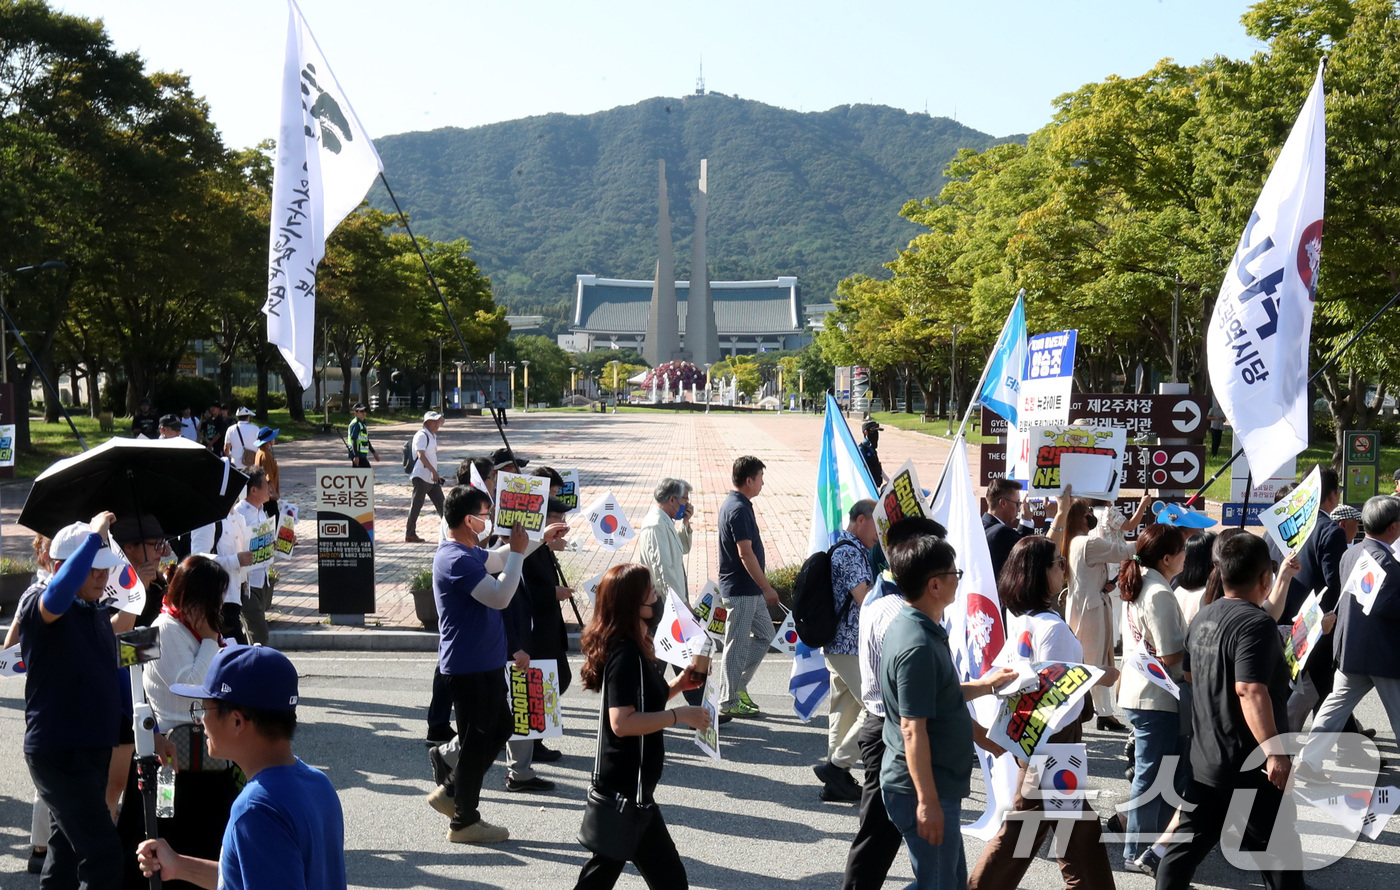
[{"x1": 370, "y1": 93, "x2": 1018, "y2": 332}]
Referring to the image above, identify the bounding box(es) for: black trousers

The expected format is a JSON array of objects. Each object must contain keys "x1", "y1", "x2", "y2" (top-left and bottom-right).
[
  {"x1": 1156, "y1": 774, "x2": 1305, "y2": 890},
  {"x1": 448, "y1": 669, "x2": 512, "y2": 829},
  {"x1": 427, "y1": 666, "x2": 455, "y2": 740},
  {"x1": 27, "y1": 746, "x2": 123, "y2": 890},
  {"x1": 351, "y1": 454, "x2": 371, "y2": 469},
  {"x1": 408, "y1": 477, "x2": 445, "y2": 533},
  {"x1": 575, "y1": 806, "x2": 686, "y2": 889},
  {"x1": 842, "y1": 710, "x2": 903, "y2": 890},
  {"x1": 221, "y1": 602, "x2": 247, "y2": 645}
]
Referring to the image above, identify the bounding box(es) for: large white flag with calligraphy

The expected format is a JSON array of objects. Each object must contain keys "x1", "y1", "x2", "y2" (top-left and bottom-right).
[
  {"x1": 1206, "y1": 61, "x2": 1325, "y2": 482},
  {"x1": 264, "y1": 0, "x2": 383, "y2": 388}
]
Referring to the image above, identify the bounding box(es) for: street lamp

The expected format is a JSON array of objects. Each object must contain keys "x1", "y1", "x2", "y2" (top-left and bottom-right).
[
  {"x1": 521, "y1": 360, "x2": 531, "y2": 413},
  {"x1": 507, "y1": 363, "x2": 517, "y2": 410},
  {"x1": 798, "y1": 369, "x2": 805, "y2": 412},
  {"x1": 453, "y1": 361, "x2": 466, "y2": 408},
  {"x1": 1170, "y1": 274, "x2": 1182, "y2": 383},
  {"x1": 947, "y1": 323, "x2": 964, "y2": 435},
  {"x1": 611, "y1": 360, "x2": 620, "y2": 408},
  {"x1": 704, "y1": 363, "x2": 713, "y2": 414},
  {"x1": 777, "y1": 367, "x2": 783, "y2": 413}
]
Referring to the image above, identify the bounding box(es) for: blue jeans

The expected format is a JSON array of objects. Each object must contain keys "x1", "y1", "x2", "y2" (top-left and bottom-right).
[
  {"x1": 1123, "y1": 707, "x2": 1182, "y2": 860},
  {"x1": 882, "y1": 789, "x2": 965, "y2": 890}
]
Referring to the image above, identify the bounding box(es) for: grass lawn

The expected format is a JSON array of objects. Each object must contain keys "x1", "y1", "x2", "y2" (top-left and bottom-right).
[
  {"x1": 13, "y1": 407, "x2": 426, "y2": 480},
  {"x1": 868, "y1": 411, "x2": 998, "y2": 445}
]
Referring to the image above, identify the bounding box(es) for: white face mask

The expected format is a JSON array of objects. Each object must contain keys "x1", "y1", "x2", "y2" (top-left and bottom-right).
[{"x1": 473, "y1": 515, "x2": 495, "y2": 538}]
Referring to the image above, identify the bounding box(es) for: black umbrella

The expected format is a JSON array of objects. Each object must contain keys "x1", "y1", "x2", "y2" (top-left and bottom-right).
[{"x1": 20, "y1": 437, "x2": 248, "y2": 538}]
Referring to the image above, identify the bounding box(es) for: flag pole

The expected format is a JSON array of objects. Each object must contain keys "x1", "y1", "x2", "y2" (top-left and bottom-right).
[
  {"x1": 376, "y1": 172, "x2": 518, "y2": 461},
  {"x1": 931, "y1": 289, "x2": 1025, "y2": 503},
  {"x1": 1185, "y1": 283, "x2": 1400, "y2": 507}
]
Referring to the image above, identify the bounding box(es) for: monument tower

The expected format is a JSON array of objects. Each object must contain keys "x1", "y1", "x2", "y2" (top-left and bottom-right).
[
  {"x1": 642, "y1": 160, "x2": 680, "y2": 366},
  {"x1": 685, "y1": 159, "x2": 720, "y2": 367}
]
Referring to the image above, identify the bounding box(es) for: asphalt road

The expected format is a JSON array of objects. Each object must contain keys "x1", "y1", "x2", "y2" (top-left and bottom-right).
[{"x1": 1, "y1": 651, "x2": 1397, "y2": 889}]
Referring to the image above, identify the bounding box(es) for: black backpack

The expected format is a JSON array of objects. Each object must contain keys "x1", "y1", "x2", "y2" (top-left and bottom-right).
[
  {"x1": 402, "y1": 437, "x2": 416, "y2": 474},
  {"x1": 792, "y1": 539, "x2": 859, "y2": 648}
]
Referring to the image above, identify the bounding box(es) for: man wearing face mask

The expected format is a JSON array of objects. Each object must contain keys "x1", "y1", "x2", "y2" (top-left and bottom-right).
[
  {"x1": 858, "y1": 420, "x2": 886, "y2": 487},
  {"x1": 1065, "y1": 494, "x2": 1153, "y2": 732},
  {"x1": 635, "y1": 478, "x2": 694, "y2": 636}
]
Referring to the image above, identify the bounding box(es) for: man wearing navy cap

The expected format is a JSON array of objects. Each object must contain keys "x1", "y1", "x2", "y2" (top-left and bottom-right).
[{"x1": 136, "y1": 646, "x2": 346, "y2": 890}]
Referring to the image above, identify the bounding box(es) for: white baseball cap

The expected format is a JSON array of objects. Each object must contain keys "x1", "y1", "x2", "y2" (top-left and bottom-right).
[
  {"x1": 235, "y1": 406, "x2": 254, "y2": 417},
  {"x1": 423, "y1": 411, "x2": 443, "y2": 422},
  {"x1": 50, "y1": 522, "x2": 123, "y2": 569}
]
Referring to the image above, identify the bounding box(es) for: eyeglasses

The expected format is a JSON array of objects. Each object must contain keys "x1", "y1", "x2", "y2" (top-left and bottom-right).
[
  {"x1": 934, "y1": 569, "x2": 965, "y2": 581},
  {"x1": 189, "y1": 701, "x2": 216, "y2": 725}
]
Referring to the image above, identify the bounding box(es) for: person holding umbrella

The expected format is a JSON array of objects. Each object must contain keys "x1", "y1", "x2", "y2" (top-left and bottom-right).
[{"x1": 19, "y1": 513, "x2": 127, "y2": 889}]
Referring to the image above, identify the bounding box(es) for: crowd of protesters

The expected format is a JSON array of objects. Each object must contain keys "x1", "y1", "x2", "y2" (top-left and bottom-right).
[{"x1": 11, "y1": 393, "x2": 1400, "y2": 890}]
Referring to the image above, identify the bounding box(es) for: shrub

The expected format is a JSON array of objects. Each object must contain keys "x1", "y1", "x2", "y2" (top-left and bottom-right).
[
  {"x1": 157, "y1": 376, "x2": 220, "y2": 415},
  {"x1": 232, "y1": 386, "x2": 287, "y2": 411}
]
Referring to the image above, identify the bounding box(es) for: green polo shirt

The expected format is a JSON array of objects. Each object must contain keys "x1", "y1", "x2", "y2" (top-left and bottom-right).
[{"x1": 879, "y1": 604, "x2": 972, "y2": 799}]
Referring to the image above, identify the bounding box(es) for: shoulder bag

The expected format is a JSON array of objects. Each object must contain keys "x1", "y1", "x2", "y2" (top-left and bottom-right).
[
  {"x1": 577, "y1": 654, "x2": 656, "y2": 861},
  {"x1": 165, "y1": 722, "x2": 231, "y2": 772}
]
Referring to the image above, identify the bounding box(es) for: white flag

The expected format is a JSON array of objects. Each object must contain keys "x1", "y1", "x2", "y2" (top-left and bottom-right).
[
  {"x1": 1206, "y1": 61, "x2": 1325, "y2": 482},
  {"x1": 264, "y1": 0, "x2": 384, "y2": 388},
  {"x1": 582, "y1": 490, "x2": 634, "y2": 550}
]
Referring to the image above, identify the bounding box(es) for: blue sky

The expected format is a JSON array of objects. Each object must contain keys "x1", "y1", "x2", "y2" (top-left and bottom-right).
[{"x1": 56, "y1": 0, "x2": 1264, "y2": 150}]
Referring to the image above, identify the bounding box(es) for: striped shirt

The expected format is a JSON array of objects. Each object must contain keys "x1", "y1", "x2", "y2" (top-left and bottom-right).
[{"x1": 858, "y1": 574, "x2": 907, "y2": 717}]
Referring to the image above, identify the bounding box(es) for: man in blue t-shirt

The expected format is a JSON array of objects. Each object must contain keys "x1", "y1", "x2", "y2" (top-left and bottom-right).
[
  {"x1": 21, "y1": 514, "x2": 126, "y2": 889},
  {"x1": 717, "y1": 455, "x2": 780, "y2": 717},
  {"x1": 136, "y1": 646, "x2": 347, "y2": 890}
]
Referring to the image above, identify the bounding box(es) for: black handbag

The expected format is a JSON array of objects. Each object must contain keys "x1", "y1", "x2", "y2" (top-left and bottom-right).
[{"x1": 577, "y1": 655, "x2": 656, "y2": 861}]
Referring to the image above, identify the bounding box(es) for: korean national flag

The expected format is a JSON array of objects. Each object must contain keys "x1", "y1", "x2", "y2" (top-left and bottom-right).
[
  {"x1": 582, "y1": 490, "x2": 634, "y2": 551},
  {"x1": 655, "y1": 587, "x2": 704, "y2": 668}
]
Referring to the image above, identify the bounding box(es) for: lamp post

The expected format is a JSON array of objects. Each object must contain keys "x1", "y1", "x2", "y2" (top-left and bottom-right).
[
  {"x1": 570, "y1": 366, "x2": 579, "y2": 401},
  {"x1": 508, "y1": 363, "x2": 516, "y2": 410},
  {"x1": 777, "y1": 367, "x2": 783, "y2": 413},
  {"x1": 798, "y1": 369, "x2": 805, "y2": 413},
  {"x1": 453, "y1": 361, "x2": 466, "y2": 409},
  {"x1": 521, "y1": 360, "x2": 531, "y2": 413},
  {"x1": 611, "y1": 360, "x2": 619, "y2": 407},
  {"x1": 947, "y1": 323, "x2": 964, "y2": 435},
  {"x1": 1170, "y1": 273, "x2": 1181, "y2": 384}
]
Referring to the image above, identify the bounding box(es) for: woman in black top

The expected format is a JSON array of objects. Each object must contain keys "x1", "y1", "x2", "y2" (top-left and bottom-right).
[{"x1": 575, "y1": 563, "x2": 710, "y2": 890}]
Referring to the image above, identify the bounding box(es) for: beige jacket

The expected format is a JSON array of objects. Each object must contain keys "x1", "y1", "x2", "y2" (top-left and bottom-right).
[{"x1": 635, "y1": 504, "x2": 693, "y2": 602}]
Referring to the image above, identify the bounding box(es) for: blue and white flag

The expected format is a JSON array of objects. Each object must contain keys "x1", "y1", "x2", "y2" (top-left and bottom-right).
[
  {"x1": 977, "y1": 291, "x2": 1028, "y2": 426},
  {"x1": 1207, "y1": 60, "x2": 1325, "y2": 482},
  {"x1": 807, "y1": 394, "x2": 880, "y2": 554},
  {"x1": 789, "y1": 640, "x2": 830, "y2": 723}
]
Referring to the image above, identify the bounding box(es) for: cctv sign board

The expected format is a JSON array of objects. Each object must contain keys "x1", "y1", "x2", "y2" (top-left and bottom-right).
[{"x1": 317, "y1": 467, "x2": 375, "y2": 615}]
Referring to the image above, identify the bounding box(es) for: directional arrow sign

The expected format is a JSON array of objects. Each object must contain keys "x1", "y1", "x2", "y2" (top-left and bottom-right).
[
  {"x1": 1122, "y1": 445, "x2": 1207, "y2": 489},
  {"x1": 1171, "y1": 399, "x2": 1203, "y2": 434}
]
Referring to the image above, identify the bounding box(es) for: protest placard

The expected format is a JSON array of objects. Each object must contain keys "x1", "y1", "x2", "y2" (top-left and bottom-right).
[
  {"x1": 1343, "y1": 550, "x2": 1386, "y2": 616},
  {"x1": 770, "y1": 609, "x2": 799, "y2": 657},
  {"x1": 1025, "y1": 424, "x2": 1126, "y2": 500},
  {"x1": 1282, "y1": 589, "x2": 1327, "y2": 682},
  {"x1": 247, "y1": 510, "x2": 276, "y2": 570},
  {"x1": 1015, "y1": 330, "x2": 1077, "y2": 433},
  {"x1": 1031, "y1": 744, "x2": 1088, "y2": 817},
  {"x1": 1260, "y1": 465, "x2": 1322, "y2": 556},
  {"x1": 986, "y1": 661, "x2": 1104, "y2": 760},
  {"x1": 495, "y1": 471, "x2": 549, "y2": 540},
  {"x1": 692, "y1": 580, "x2": 728, "y2": 641},
  {"x1": 505, "y1": 658, "x2": 564, "y2": 740},
  {"x1": 0, "y1": 643, "x2": 25, "y2": 678},
  {"x1": 694, "y1": 674, "x2": 721, "y2": 761},
  {"x1": 656, "y1": 588, "x2": 705, "y2": 668},
  {"x1": 582, "y1": 490, "x2": 635, "y2": 550},
  {"x1": 274, "y1": 503, "x2": 299, "y2": 560},
  {"x1": 872, "y1": 459, "x2": 927, "y2": 548},
  {"x1": 1126, "y1": 649, "x2": 1181, "y2": 699},
  {"x1": 556, "y1": 470, "x2": 580, "y2": 514},
  {"x1": 0, "y1": 424, "x2": 14, "y2": 468}
]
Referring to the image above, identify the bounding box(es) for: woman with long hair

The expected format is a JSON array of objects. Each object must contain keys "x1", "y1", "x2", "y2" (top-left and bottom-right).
[
  {"x1": 1115, "y1": 523, "x2": 1188, "y2": 873},
  {"x1": 1173, "y1": 531, "x2": 1216, "y2": 625},
  {"x1": 968, "y1": 536, "x2": 1117, "y2": 890},
  {"x1": 124, "y1": 555, "x2": 239, "y2": 889},
  {"x1": 1064, "y1": 494, "x2": 1152, "y2": 732},
  {"x1": 574, "y1": 564, "x2": 710, "y2": 889}
]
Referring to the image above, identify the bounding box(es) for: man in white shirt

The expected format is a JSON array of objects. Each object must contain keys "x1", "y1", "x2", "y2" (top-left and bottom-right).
[
  {"x1": 179, "y1": 407, "x2": 199, "y2": 442},
  {"x1": 407, "y1": 412, "x2": 445, "y2": 543},
  {"x1": 233, "y1": 469, "x2": 277, "y2": 645},
  {"x1": 223, "y1": 407, "x2": 261, "y2": 472}
]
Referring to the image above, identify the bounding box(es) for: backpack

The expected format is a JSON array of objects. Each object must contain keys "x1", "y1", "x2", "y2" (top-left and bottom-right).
[
  {"x1": 171, "y1": 520, "x2": 224, "y2": 562},
  {"x1": 402, "y1": 437, "x2": 416, "y2": 474},
  {"x1": 792, "y1": 539, "x2": 859, "y2": 648}
]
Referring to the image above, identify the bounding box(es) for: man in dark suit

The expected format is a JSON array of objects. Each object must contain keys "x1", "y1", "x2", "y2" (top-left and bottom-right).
[
  {"x1": 1297, "y1": 495, "x2": 1400, "y2": 778},
  {"x1": 1284, "y1": 467, "x2": 1349, "y2": 731},
  {"x1": 982, "y1": 478, "x2": 1035, "y2": 586}
]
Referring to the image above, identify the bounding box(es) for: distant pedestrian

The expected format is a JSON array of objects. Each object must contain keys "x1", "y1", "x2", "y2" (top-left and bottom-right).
[
  {"x1": 131, "y1": 397, "x2": 160, "y2": 439},
  {"x1": 573, "y1": 563, "x2": 709, "y2": 889},
  {"x1": 137, "y1": 646, "x2": 348, "y2": 890},
  {"x1": 201, "y1": 403, "x2": 229, "y2": 454},
  {"x1": 222, "y1": 407, "x2": 260, "y2": 472},
  {"x1": 157, "y1": 414, "x2": 182, "y2": 439},
  {"x1": 346, "y1": 403, "x2": 379, "y2": 468},
  {"x1": 406, "y1": 412, "x2": 445, "y2": 543},
  {"x1": 858, "y1": 420, "x2": 885, "y2": 486},
  {"x1": 1206, "y1": 399, "x2": 1226, "y2": 457},
  {"x1": 179, "y1": 406, "x2": 199, "y2": 442},
  {"x1": 717, "y1": 456, "x2": 779, "y2": 718}
]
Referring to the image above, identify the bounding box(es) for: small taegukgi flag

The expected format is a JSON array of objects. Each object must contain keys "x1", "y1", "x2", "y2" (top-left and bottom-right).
[
  {"x1": 582, "y1": 491, "x2": 634, "y2": 550},
  {"x1": 264, "y1": 0, "x2": 383, "y2": 389}
]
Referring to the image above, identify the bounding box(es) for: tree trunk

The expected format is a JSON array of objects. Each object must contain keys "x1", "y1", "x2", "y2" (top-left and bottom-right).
[
  {"x1": 358, "y1": 366, "x2": 371, "y2": 411},
  {"x1": 41, "y1": 353, "x2": 62, "y2": 423},
  {"x1": 275, "y1": 356, "x2": 307, "y2": 423},
  {"x1": 218, "y1": 352, "x2": 235, "y2": 406},
  {"x1": 255, "y1": 348, "x2": 271, "y2": 421}
]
